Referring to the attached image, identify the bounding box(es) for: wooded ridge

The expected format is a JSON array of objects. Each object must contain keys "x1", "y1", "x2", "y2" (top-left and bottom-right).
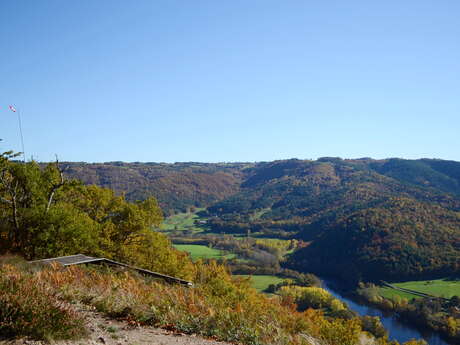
[{"x1": 62, "y1": 157, "x2": 460, "y2": 282}]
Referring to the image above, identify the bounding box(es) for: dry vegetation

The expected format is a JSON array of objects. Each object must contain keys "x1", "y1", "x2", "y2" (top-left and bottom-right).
[{"x1": 0, "y1": 257, "x2": 426, "y2": 345}]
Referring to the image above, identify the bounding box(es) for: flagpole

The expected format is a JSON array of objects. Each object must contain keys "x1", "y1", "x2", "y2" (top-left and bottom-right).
[{"x1": 16, "y1": 108, "x2": 26, "y2": 162}]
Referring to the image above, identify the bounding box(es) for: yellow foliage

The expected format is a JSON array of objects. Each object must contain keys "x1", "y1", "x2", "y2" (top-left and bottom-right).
[
  {"x1": 447, "y1": 316, "x2": 459, "y2": 337},
  {"x1": 279, "y1": 285, "x2": 345, "y2": 312},
  {"x1": 1, "y1": 258, "x2": 429, "y2": 345}
]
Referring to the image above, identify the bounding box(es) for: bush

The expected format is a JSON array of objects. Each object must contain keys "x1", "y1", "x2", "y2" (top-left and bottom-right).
[
  {"x1": 0, "y1": 263, "x2": 86, "y2": 340},
  {"x1": 360, "y1": 315, "x2": 387, "y2": 338},
  {"x1": 36, "y1": 261, "x2": 366, "y2": 345},
  {"x1": 0, "y1": 258, "x2": 427, "y2": 345},
  {"x1": 279, "y1": 285, "x2": 346, "y2": 313}
]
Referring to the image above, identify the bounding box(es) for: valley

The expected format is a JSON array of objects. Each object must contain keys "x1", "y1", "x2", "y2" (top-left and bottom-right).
[
  {"x1": 159, "y1": 207, "x2": 458, "y2": 344},
  {"x1": 2, "y1": 155, "x2": 459, "y2": 344},
  {"x1": 127, "y1": 157, "x2": 460, "y2": 344}
]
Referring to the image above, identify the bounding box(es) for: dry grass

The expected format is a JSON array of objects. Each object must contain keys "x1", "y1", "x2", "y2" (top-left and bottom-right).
[
  {"x1": 0, "y1": 260, "x2": 86, "y2": 341},
  {"x1": 0, "y1": 257, "x2": 425, "y2": 345}
]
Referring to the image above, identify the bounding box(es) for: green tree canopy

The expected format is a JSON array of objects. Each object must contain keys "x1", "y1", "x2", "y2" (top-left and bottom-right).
[{"x1": 0, "y1": 152, "x2": 194, "y2": 280}]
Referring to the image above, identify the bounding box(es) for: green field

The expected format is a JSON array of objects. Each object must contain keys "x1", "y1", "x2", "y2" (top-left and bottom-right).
[
  {"x1": 161, "y1": 209, "x2": 208, "y2": 232},
  {"x1": 235, "y1": 275, "x2": 286, "y2": 292},
  {"x1": 173, "y1": 244, "x2": 236, "y2": 260},
  {"x1": 249, "y1": 208, "x2": 270, "y2": 221},
  {"x1": 378, "y1": 278, "x2": 460, "y2": 300},
  {"x1": 378, "y1": 287, "x2": 422, "y2": 300}
]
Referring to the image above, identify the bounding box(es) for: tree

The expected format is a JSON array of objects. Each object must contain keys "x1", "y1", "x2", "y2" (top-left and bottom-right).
[{"x1": 0, "y1": 152, "x2": 194, "y2": 279}]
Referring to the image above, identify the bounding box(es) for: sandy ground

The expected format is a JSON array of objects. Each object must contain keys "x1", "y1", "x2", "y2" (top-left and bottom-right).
[{"x1": 0, "y1": 305, "x2": 233, "y2": 345}]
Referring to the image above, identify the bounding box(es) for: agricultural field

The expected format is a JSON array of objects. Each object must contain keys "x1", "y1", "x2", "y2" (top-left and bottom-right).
[
  {"x1": 160, "y1": 208, "x2": 208, "y2": 232},
  {"x1": 235, "y1": 274, "x2": 286, "y2": 292},
  {"x1": 378, "y1": 287, "x2": 421, "y2": 300},
  {"x1": 378, "y1": 278, "x2": 460, "y2": 300},
  {"x1": 173, "y1": 244, "x2": 236, "y2": 261}
]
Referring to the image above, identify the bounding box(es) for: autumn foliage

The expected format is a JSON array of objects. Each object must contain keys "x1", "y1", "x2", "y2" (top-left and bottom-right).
[
  {"x1": 0, "y1": 258, "x2": 426, "y2": 345},
  {"x1": 0, "y1": 152, "x2": 194, "y2": 280}
]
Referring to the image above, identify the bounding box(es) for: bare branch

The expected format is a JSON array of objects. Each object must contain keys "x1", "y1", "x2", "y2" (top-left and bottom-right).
[{"x1": 46, "y1": 156, "x2": 66, "y2": 213}]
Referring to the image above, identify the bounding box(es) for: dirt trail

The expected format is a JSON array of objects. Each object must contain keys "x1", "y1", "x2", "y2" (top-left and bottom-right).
[{"x1": 0, "y1": 305, "x2": 233, "y2": 345}]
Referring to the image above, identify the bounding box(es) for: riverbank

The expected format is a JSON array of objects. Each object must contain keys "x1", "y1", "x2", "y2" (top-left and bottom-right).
[{"x1": 322, "y1": 280, "x2": 455, "y2": 345}]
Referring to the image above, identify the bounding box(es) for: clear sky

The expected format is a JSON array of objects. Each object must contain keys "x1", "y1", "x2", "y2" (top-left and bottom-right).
[{"x1": 1, "y1": 1, "x2": 459, "y2": 163}]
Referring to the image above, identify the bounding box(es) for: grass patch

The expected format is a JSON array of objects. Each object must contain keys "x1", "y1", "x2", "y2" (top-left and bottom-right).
[
  {"x1": 173, "y1": 244, "x2": 236, "y2": 260},
  {"x1": 249, "y1": 208, "x2": 271, "y2": 221},
  {"x1": 391, "y1": 279, "x2": 460, "y2": 298},
  {"x1": 107, "y1": 326, "x2": 118, "y2": 333},
  {"x1": 160, "y1": 209, "x2": 208, "y2": 232},
  {"x1": 235, "y1": 275, "x2": 286, "y2": 292},
  {"x1": 377, "y1": 278, "x2": 460, "y2": 300},
  {"x1": 377, "y1": 287, "x2": 421, "y2": 300}
]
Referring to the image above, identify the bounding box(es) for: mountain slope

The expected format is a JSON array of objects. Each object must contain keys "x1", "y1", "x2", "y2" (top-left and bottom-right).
[
  {"x1": 288, "y1": 197, "x2": 460, "y2": 282},
  {"x1": 60, "y1": 157, "x2": 460, "y2": 281},
  {"x1": 371, "y1": 158, "x2": 460, "y2": 195},
  {"x1": 205, "y1": 158, "x2": 460, "y2": 281},
  {"x1": 208, "y1": 158, "x2": 460, "y2": 221},
  {"x1": 62, "y1": 162, "x2": 250, "y2": 215}
]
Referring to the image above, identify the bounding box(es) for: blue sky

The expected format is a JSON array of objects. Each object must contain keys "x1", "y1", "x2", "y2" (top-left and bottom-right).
[{"x1": 1, "y1": 1, "x2": 459, "y2": 162}]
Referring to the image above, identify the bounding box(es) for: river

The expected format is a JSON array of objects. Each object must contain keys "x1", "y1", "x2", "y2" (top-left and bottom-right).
[{"x1": 321, "y1": 280, "x2": 451, "y2": 345}]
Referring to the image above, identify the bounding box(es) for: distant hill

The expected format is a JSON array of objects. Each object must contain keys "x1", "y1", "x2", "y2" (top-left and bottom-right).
[
  {"x1": 205, "y1": 158, "x2": 460, "y2": 282},
  {"x1": 61, "y1": 157, "x2": 460, "y2": 281},
  {"x1": 208, "y1": 158, "x2": 460, "y2": 219},
  {"x1": 371, "y1": 158, "x2": 460, "y2": 195},
  {"x1": 61, "y1": 162, "x2": 251, "y2": 215},
  {"x1": 288, "y1": 196, "x2": 460, "y2": 282}
]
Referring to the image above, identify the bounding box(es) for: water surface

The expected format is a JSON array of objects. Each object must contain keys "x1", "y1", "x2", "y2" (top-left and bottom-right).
[{"x1": 322, "y1": 280, "x2": 451, "y2": 345}]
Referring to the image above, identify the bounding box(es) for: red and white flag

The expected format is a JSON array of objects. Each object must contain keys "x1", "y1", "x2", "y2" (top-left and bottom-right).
[{"x1": 8, "y1": 105, "x2": 17, "y2": 112}]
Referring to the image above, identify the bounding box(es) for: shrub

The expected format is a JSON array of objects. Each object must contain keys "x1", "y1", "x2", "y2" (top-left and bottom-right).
[
  {"x1": 1, "y1": 258, "x2": 427, "y2": 345},
  {"x1": 37, "y1": 262, "x2": 360, "y2": 345},
  {"x1": 0, "y1": 264, "x2": 86, "y2": 340},
  {"x1": 279, "y1": 285, "x2": 346, "y2": 313}
]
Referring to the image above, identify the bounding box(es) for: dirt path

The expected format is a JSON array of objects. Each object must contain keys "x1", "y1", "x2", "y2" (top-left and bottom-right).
[{"x1": 0, "y1": 305, "x2": 233, "y2": 345}]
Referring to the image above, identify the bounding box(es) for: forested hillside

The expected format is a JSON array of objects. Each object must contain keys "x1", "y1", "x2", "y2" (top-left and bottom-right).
[
  {"x1": 61, "y1": 162, "x2": 250, "y2": 215},
  {"x1": 58, "y1": 157, "x2": 460, "y2": 282},
  {"x1": 205, "y1": 158, "x2": 460, "y2": 282},
  {"x1": 371, "y1": 158, "x2": 460, "y2": 195},
  {"x1": 288, "y1": 197, "x2": 460, "y2": 282}
]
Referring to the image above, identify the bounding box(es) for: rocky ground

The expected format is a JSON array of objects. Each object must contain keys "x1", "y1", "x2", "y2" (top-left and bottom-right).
[{"x1": 0, "y1": 305, "x2": 233, "y2": 345}]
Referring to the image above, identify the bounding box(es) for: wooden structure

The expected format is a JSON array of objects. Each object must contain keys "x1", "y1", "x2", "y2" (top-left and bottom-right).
[{"x1": 30, "y1": 254, "x2": 193, "y2": 286}]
